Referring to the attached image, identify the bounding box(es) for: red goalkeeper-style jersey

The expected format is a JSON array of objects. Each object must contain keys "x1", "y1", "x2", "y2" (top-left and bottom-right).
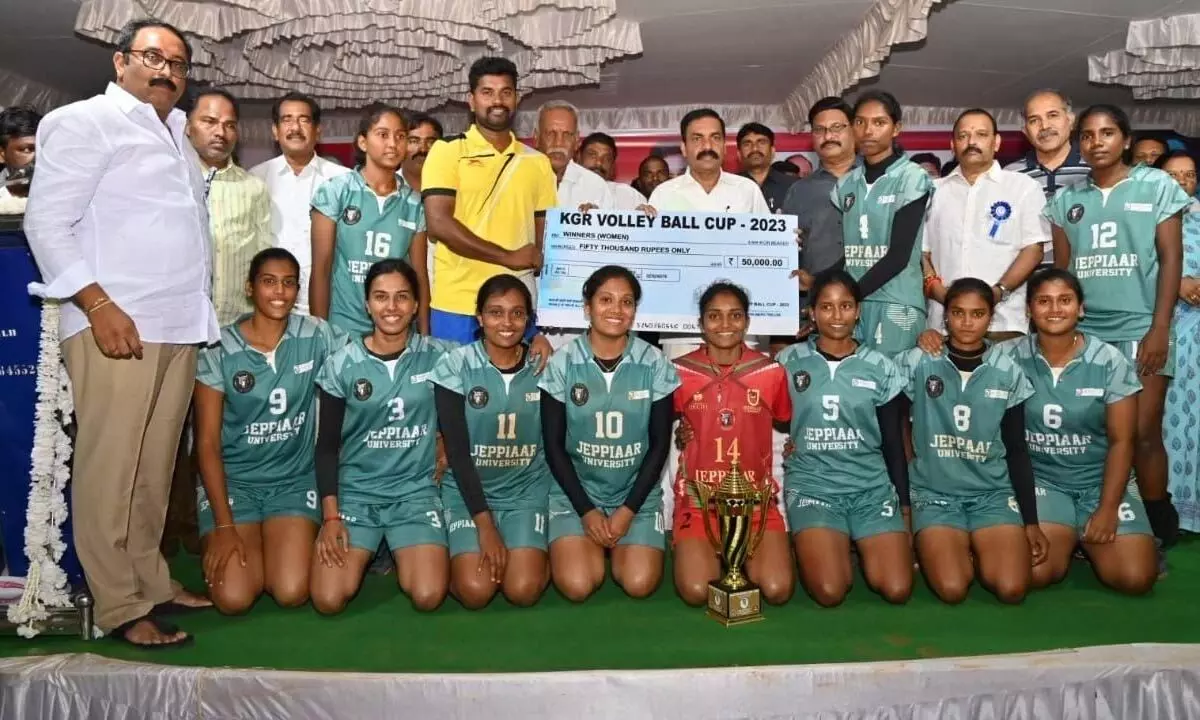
[{"x1": 672, "y1": 347, "x2": 791, "y2": 499}]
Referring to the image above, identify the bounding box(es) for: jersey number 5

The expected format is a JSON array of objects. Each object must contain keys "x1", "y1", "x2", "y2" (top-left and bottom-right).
[{"x1": 821, "y1": 395, "x2": 840, "y2": 422}]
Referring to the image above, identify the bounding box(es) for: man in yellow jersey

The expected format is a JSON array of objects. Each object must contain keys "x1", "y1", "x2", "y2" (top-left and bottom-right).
[{"x1": 422, "y1": 56, "x2": 558, "y2": 345}]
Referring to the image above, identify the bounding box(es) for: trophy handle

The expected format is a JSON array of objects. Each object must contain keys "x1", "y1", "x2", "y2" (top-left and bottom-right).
[
  {"x1": 691, "y1": 480, "x2": 720, "y2": 551},
  {"x1": 747, "y1": 482, "x2": 773, "y2": 559}
]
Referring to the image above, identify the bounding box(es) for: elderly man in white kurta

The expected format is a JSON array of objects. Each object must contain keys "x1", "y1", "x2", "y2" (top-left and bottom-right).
[{"x1": 923, "y1": 108, "x2": 1049, "y2": 340}]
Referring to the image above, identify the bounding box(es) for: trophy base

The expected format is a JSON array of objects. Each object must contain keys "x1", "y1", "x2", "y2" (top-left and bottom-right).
[
  {"x1": 706, "y1": 582, "x2": 763, "y2": 627},
  {"x1": 0, "y1": 603, "x2": 92, "y2": 639}
]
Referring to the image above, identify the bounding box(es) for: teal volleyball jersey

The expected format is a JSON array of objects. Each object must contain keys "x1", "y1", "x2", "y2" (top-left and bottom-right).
[
  {"x1": 539, "y1": 334, "x2": 680, "y2": 507},
  {"x1": 1002, "y1": 334, "x2": 1141, "y2": 491},
  {"x1": 776, "y1": 340, "x2": 906, "y2": 495},
  {"x1": 311, "y1": 171, "x2": 425, "y2": 336},
  {"x1": 895, "y1": 346, "x2": 1034, "y2": 496},
  {"x1": 430, "y1": 341, "x2": 551, "y2": 509},
  {"x1": 196, "y1": 314, "x2": 348, "y2": 485},
  {"x1": 833, "y1": 155, "x2": 933, "y2": 310},
  {"x1": 316, "y1": 333, "x2": 455, "y2": 504},
  {"x1": 1045, "y1": 165, "x2": 1190, "y2": 340}
]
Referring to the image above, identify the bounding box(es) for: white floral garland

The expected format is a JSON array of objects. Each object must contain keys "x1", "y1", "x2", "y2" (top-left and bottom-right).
[{"x1": 6, "y1": 296, "x2": 74, "y2": 637}]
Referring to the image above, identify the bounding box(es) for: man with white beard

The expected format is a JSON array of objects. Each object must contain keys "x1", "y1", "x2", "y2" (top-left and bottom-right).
[{"x1": 534, "y1": 101, "x2": 613, "y2": 348}]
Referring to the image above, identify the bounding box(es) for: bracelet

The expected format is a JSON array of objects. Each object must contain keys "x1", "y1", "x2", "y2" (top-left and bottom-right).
[
  {"x1": 84, "y1": 296, "x2": 112, "y2": 315},
  {"x1": 922, "y1": 274, "x2": 941, "y2": 296},
  {"x1": 323, "y1": 515, "x2": 341, "y2": 523}
]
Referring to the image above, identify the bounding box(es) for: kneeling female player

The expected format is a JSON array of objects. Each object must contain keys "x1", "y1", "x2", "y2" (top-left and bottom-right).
[
  {"x1": 1008, "y1": 269, "x2": 1157, "y2": 594},
  {"x1": 776, "y1": 270, "x2": 913, "y2": 607},
  {"x1": 896, "y1": 278, "x2": 1048, "y2": 604},
  {"x1": 540, "y1": 266, "x2": 679, "y2": 601},
  {"x1": 432, "y1": 275, "x2": 552, "y2": 608},
  {"x1": 672, "y1": 282, "x2": 795, "y2": 607},
  {"x1": 310, "y1": 259, "x2": 452, "y2": 613},
  {"x1": 196, "y1": 248, "x2": 347, "y2": 614}
]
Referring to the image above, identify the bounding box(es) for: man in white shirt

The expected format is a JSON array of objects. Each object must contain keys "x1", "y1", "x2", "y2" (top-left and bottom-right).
[
  {"x1": 577, "y1": 131, "x2": 647, "y2": 210},
  {"x1": 533, "y1": 101, "x2": 613, "y2": 347},
  {"x1": 923, "y1": 108, "x2": 1048, "y2": 339},
  {"x1": 648, "y1": 108, "x2": 770, "y2": 357},
  {"x1": 249, "y1": 92, "x2": 350, "y2": 314},
  {"x1": 24, "y1": 19, "x2": 217, "y2": 648},
  {"x1": 535, "y1": 101, "x2": 614, "y2": 212}
]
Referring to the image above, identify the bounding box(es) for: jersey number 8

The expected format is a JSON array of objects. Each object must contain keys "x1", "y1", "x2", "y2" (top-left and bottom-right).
[{"x1": 952, "y1": 404, "x2": 971, "y2": 432}]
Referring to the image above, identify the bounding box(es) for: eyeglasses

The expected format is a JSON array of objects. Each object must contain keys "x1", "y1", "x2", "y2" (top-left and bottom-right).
[
  {"x1": 127, "y1": 49, "x2": 190, "y2": 79},
  {"x1": 812, "y1": 123, "x2": 849, "y2": 136}
]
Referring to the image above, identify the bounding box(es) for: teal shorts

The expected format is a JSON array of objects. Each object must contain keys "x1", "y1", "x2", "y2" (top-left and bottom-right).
[
  {"x1": 1109, "y1": 338, "x2": 1176, "y2": 377},
  {"x1": 442, "y1": 493, "x2": 549, "y2": 557},
  {"x1": 339, "y1": 495, "x2": 448, "y2": 552},
  {"x1": 197, "y1": 476, "x2": 320, "y2": 535},
  {"x1": 855, "y1": 301, "x2": 924, "y2": 356},
  {"x1": 784, "y1": 484, "x2": 905, "y2": 540},
  {"x1": 911, "y1": 488, "x2": 1023, "y2": 533},
  {"x1": 1036, "y1": 480, "x2": 1152, "y2": 536},
  {"x1": 547, "y1": 492, "x2": 665, "y2": 550}
]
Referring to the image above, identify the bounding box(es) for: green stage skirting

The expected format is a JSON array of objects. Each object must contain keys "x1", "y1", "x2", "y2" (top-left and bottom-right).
[{"x1": 2, "y1": 537, "x2": 1198, "y2": 674}]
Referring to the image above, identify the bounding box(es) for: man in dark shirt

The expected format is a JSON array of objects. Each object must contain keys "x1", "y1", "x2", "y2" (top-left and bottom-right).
[{"x1": 736, "y1": 122, "x2": 796, "y2": 213}]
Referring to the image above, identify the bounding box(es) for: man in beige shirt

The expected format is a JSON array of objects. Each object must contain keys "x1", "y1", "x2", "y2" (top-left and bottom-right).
[{"x1": 186, "y1": 88, "x2": 271, "y2": 325}]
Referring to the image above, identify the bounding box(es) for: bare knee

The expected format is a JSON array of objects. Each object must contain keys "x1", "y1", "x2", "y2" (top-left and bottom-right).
[
  {"x1": 927, "y1": 576, "x2": 970, "y2": 605},
  {"x1": 453, "y1": 578, "x2": 497, "y2": 610},
  {"x1": 1104, "y1": 566, "x2": 1157, "y2": 596},
  {"x1": 805, "y1": 580, "x2": 849, "y2": 608},
  {"x1": 266, "y1": 576, "x2": 310, "y2": 608},
  {"x1": 987, "y1": 576, "x2": 1028, "y2": 605},
  {"x1": 310, "y1": 587, "x2": 349, "y2": 616},
  {"x1": 502, "y1": 577, "x2": 546, "y2": 607},
  {"x1": 618, "y1": 570, "x2": 661, "y2": 599},
  {"x1": 1030, "y1": 561, "x2": 1067, "y2": 590},
  {"x1": 759, "y1": 578, "x2": 795, "y2": 606},
  {"x1": 873, "y1": 576, "x2": 912, "y2": 605},
  {"x1": 211, "y1": 587, "x2": 258, "y2": 616},
  {"x1": 676, "y1": 579, "x2": 709, "y2": 607},
  {"x1": 555, "y1": 572, "x2": 600, "y2": 603},
  {"x1": 407, "y1": 583, "x2": 448, "y2": 612}
]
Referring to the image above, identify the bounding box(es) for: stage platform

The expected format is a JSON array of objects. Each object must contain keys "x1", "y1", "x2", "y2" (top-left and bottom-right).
[{"x1": 2, "y1": 539, "x2": 1200, "y2": 719}]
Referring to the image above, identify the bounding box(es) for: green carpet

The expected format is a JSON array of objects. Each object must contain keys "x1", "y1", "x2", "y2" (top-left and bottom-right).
[{"x1": 2, "y1": 538, "x2": 1198, "y2": 674}]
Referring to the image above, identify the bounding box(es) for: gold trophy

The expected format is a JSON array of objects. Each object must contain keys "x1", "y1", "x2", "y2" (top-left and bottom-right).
[{"x1": 691, "y1": 458, "x2": 773, "y2": 626}]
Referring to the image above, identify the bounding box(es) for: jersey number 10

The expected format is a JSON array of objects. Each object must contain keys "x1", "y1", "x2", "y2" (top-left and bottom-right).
[{"x1": 594, "y1": 411, "x2": 624, "y2": 439}]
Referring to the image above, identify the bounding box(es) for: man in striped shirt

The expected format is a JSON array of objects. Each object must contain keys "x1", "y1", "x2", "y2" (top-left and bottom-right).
[
  {"x1": 186, "y1": 88, "x2": 272, "y2": 325},
  {"x1": 1003, "y1": 90, "x2": 1089, "y2": 266}
]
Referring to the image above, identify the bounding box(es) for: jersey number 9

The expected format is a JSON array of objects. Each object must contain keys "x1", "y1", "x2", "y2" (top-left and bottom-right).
[{"x1": 269, "y1": 388, "x2": 287, "y2": 416}]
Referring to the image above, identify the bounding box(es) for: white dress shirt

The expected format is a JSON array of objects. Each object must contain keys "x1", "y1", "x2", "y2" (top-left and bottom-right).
[
  {"x1": 923, "y1": 161, "x2": 1049, "y2": 333},
  {"x1": 249, "y1": 153, "x2": 350, "y2": 314},
  {"x1": 557, "y1": 160, "x2": 614, "y2": 210},
  {"x1": 648, "y1": 168, "x2": 771, "y2": 214},
  {"x1": 24, "y1": 83, "x2": 218, "y2": 344},
  {"x1": 648, "y1": 169, "x2": 771, "y2": 354},
  {"x1": 610, "y1": 181, "x2": 646, "y2": 210}
]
